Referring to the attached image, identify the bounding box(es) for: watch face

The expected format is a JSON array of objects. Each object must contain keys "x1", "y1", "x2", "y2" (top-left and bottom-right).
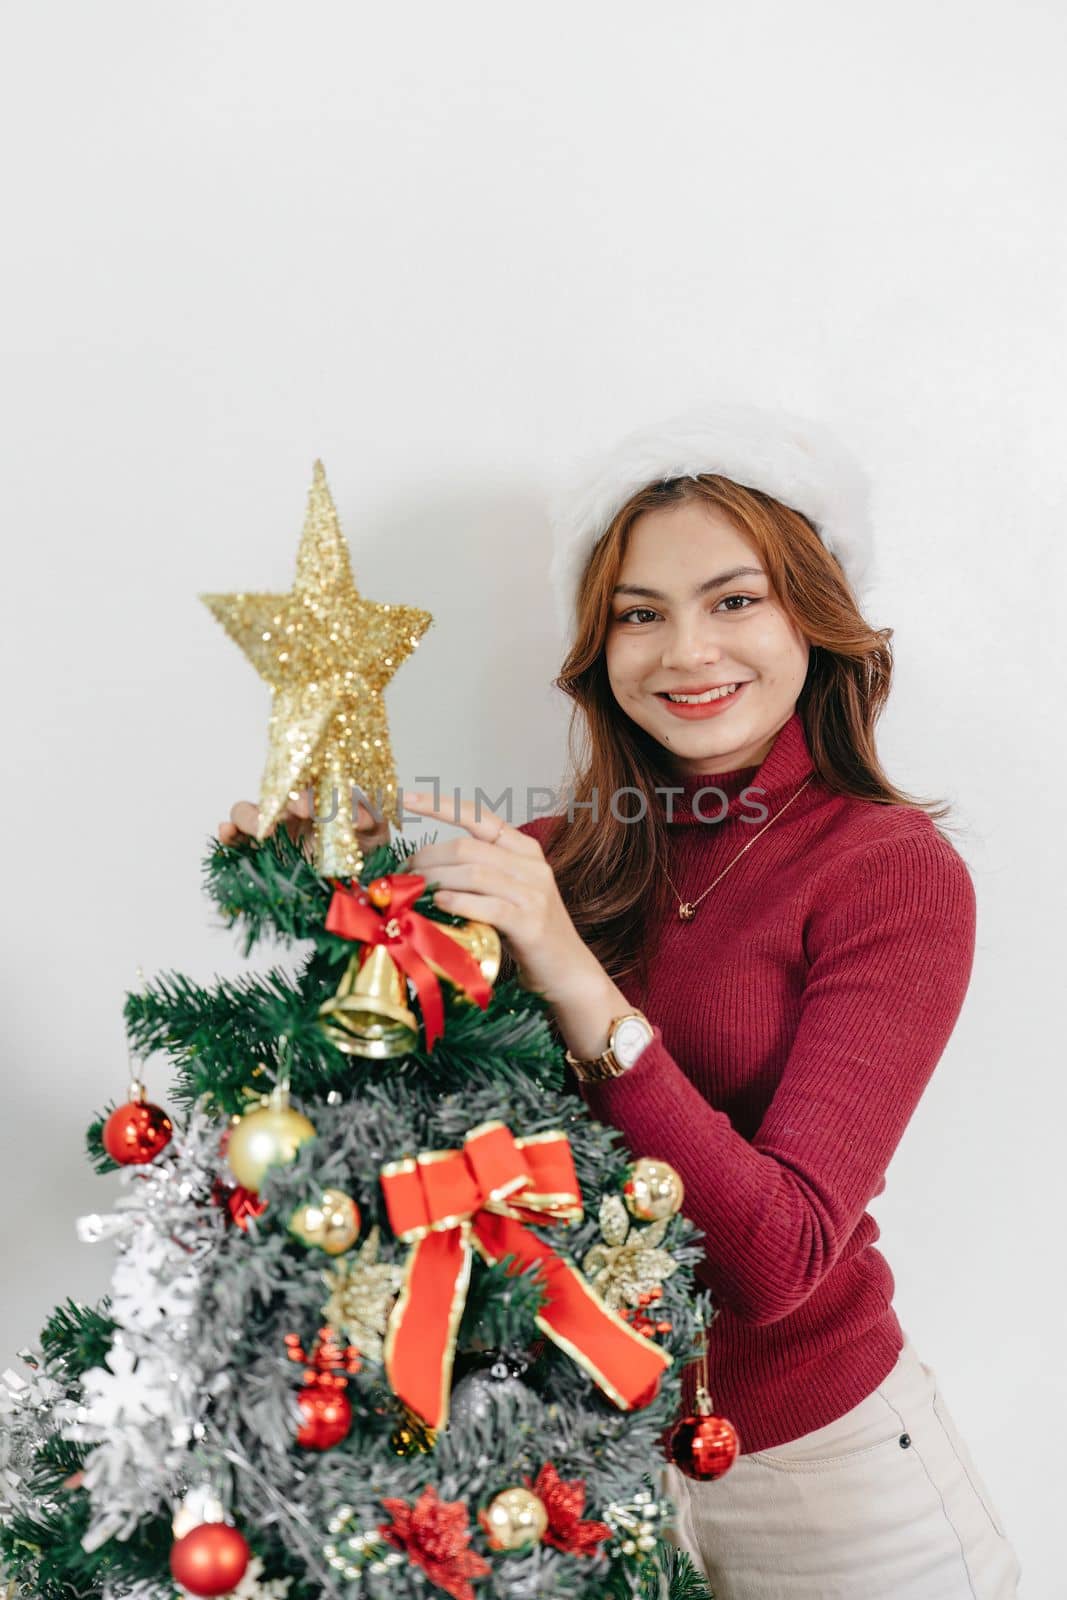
[{"x1": 613, "y1": 1016, "x2": 652, "y2": 1069}]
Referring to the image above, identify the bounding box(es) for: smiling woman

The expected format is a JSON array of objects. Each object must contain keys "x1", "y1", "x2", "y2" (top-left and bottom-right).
[
  {"x1": 475, "y1": 401, "x2": 1021, "y2": 1599},
  {"x1": 530, "y1": 460, "x2": 935, "y2": 996},
  {"x1": 606, "y1": 510, "x2": 809, "y2": 769}
]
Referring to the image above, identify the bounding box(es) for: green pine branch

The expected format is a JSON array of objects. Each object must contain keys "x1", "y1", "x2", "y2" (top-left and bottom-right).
[
  {"x1": 456, "y1": 1256, "x2": 549, "y2": 1351},
  {"x1": 121, "y1": 955, "x2": 564, "y2": 1116},
  {"x1": 122, "y1": 958, "x2": 354, "y2": 1111},
  {"x1": 200, "y1": 827, "x2": 420, "y2": 955},
  {"x1": 39, "y1": 1300, "x2": 116, "y2": 1379},
  {"x1": 117, "y1": 829, "x2": 566, "y2": 1114},
  {"x1": 661, "y1": 1544, "x2": 715, "y2": 1599},
  {"x1": 84, "y1": 1112, "x2": 118, "y2": 1174},
  {"x1": 1, "y1": 1498, "x2": 173, "y2": 1600},
  {"x1": 31, "y1": 1436, "x2": 86, "y2": 1488},
  {"x1": 600, "y1": 1539, "x2": 713, "y2": 1600}
]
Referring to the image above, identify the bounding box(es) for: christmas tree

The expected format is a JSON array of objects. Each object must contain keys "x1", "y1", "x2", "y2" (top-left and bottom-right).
[{"x1": 0, "y1": 464, "x2": 721, "y2": 1600}]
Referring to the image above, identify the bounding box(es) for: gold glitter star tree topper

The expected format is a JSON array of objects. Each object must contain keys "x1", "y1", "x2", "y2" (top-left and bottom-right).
[{"x1": 200, "y1": 460, "x2": 433, "y2": 877}]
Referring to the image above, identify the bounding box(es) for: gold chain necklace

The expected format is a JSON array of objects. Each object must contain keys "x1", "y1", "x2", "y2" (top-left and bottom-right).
[{"x1": 664, "y1": 773, "x2": 816, "y2": 921}]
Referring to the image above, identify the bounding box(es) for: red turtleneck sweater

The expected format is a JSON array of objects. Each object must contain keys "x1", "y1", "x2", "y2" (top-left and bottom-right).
[{"x1": 517, "y1": 710, "x2": 977, "y2": 1453}]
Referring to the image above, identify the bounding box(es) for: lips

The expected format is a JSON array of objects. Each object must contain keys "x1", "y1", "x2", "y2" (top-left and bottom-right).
[
  {"x1": 656, "y1": 684, "x2": 741, "y2": 695},
  {"x1": 655, "y1": 680, "x2": 751, "y2": 719}
]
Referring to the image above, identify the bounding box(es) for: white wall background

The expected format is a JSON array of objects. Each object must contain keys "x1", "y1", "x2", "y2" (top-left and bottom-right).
[{"x1": 2, "y1": 2, "x2": 1063, "y2": 1592}]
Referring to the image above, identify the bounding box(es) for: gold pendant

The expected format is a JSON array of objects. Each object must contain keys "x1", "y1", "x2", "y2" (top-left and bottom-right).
[{"x1": 678, "y1": 903, "x2": 696, "y2": 922}]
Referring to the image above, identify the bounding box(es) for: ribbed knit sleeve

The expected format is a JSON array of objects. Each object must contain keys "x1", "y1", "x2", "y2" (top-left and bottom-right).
[{"x1": 574, "y1": 829, "x2": 977, "y2": 1326}]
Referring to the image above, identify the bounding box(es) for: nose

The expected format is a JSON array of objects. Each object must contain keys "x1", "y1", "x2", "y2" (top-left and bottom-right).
[{"x1": 659, "y1": 614, "x2": 724, "y2": 671}]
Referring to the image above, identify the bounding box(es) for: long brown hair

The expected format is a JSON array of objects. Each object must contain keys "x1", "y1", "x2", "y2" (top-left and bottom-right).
[{"x1": 503, "y1": 475, "x2": 961, "y2": 1004}]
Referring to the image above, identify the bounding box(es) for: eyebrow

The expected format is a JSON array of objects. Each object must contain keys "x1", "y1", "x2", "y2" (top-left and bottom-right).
[{"x1": 611, "y1": 565, "x2": 766, "y2": 601}]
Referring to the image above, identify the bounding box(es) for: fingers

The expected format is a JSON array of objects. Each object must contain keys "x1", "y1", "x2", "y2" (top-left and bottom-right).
[
  {"x1": 429, "y1": 889, "x2": 519, "y2": 931},
  {"x1": 423, "y1": 859, "x2": 529, "y2": 905},
  {"x1": 282, "y1": 812, "x2": 313, "y2": 844},
  {"x1": 401, "y1": 790, "x2": 539, "y2": 855},
  {"x1": 278, "y1": 791, "x2": 312, "y2": 843},
  {"x1": 353, "y1": 796, "x2": 385, "y2": 831},
  {"x1": 221, "y1": 788, "x2": 394, "y2": 852},
  {"x1": 222, "y1": 796, "x2": 312, "y2": 846},
  {"x1": 412, "y1": 838, "x2": 543, "y2": 907},
  {"x1": 229, "y1": 799, "x2": 263, "y2": 838}
]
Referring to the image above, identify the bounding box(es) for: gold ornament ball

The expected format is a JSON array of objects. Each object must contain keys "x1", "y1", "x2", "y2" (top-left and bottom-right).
[
  {"x1": 623, "y1": 1158, "x2": 685, "y2": 1222},
  {"x1": 289, "y1": 1188, "x2": 361, "y2": 1255},
  {"x1": 227, "y1": 1104, "x2": 317, "y2": 1192},
  {"x1": 482, "y1": 1487, "x2": 548, "y2": 1552}
]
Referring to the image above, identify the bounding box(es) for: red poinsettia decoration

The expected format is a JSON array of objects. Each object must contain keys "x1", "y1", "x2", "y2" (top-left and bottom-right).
[
  {"x1": 525, "y1": 1462, "x2": 611, "y2": 1556},
  {"x1": 379, "y1": 1484, "x2": 491, "y2": 1600},
  {"x1": 211, "y1": 1131, "x2": 268, "y2": 1231}
]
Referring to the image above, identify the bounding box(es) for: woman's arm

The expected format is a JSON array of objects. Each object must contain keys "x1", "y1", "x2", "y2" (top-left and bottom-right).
[{"x1": 520, "y1": 822, "x2": 978, "y2": 1327}]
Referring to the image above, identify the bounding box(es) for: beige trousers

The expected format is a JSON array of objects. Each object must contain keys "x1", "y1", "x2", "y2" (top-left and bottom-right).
[{"x1": 663, "y1": 1335, "x2": 1022, "y2": 1599}]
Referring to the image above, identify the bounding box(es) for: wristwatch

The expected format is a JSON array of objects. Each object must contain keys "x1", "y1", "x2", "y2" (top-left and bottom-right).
[{"x1": 564, "y1": 1011, "x2": 655, "y2": 1082}]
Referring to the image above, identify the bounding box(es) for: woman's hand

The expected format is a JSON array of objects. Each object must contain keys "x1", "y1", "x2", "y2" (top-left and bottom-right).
[
  {"x1": 218, "y1": 790, "x2": 391, "y2": 856},
  {"x1": 400, "y1": 789, "x2": 601, "y2": 1006}
]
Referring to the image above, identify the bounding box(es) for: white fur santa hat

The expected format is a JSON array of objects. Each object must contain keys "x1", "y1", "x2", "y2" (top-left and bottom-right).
[{"x1": 546, "y1": 400, "x2": 875, "y2": 646}]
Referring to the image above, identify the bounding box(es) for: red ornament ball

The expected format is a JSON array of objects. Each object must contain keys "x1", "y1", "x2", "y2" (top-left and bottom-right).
[
  {"x1": 169, "y1": 1522, "x2": 251, "y2": 1596},
  {"x1": 367, "y1": 876, "x2": 393, "y2": 908},
  {"x1": 296, "y1": 1377, "x2": 353, "y2": 1449},
  {"x1": 668, "y1": 1410, "x2": 740, "y2": 1480},
  {"x1": 103, "y1": 1099, "x2": 173, "y2": 1165}
]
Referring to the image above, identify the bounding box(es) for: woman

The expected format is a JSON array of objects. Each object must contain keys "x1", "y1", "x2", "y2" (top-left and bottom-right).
[{"x1": 220, "y1": 403, "x2": 1021, "y2": 1598}]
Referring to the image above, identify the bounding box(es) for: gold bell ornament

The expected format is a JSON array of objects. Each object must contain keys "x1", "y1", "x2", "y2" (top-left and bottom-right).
[
  {"x1": 317, "y1": 943, "x2": 419, "y2": 1059},
  {"x1": 317, "y1": 918, "x2": 501, "y2": 1061},
  {"x1": 427, "y1": 918, "x2": 501, "y2": 993}
]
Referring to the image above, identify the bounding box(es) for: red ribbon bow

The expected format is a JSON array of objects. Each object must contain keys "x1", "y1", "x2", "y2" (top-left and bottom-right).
[
  {"x1": 324, "y1": 872, "x2": 491, "y2": 1052},
  {"x1": 379, "y1": 1121, "x2": 671, "y2": 1429}
]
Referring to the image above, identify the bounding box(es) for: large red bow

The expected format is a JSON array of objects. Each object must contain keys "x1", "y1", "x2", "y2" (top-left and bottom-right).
[
  {"x1": 380, "y1": 1121, "x2": 671, "y2": 1429},
  {"x1": 324, "y1": 873, "x2": 491, "y2": 1052}
]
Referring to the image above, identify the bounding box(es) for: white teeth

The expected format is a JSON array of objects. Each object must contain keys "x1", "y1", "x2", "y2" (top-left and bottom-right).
[{"x1": 665, "y1": 684, "x2": 739, "y2": 704}]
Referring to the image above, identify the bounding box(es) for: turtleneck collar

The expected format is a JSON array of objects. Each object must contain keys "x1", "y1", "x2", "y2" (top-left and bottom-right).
[{"x1": 663, "y1": 709, "x2": 816, "y2": 825}]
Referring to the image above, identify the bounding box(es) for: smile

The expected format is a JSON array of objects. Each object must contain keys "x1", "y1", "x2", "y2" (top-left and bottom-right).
[{"x1": 655, "y1": 681, "x2": 750, "y2": 719}]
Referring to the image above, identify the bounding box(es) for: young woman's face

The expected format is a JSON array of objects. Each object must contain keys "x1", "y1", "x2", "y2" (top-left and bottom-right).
[{"x1": 604, "y1": 498, "x2": 810, "y2": 776}]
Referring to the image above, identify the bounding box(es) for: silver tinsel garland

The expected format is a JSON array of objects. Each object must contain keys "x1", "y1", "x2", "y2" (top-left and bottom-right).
[{"x1": 65, "y1": 1103, "x2": 228, "y2": 1552}]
